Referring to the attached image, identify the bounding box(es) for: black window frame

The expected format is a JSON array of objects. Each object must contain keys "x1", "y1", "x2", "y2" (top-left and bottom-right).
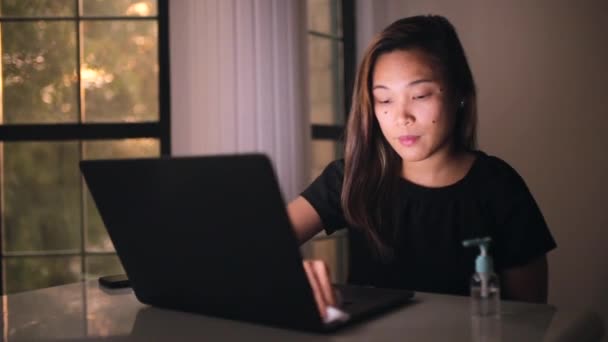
[{"x1": 310, "y1": 0, "x2": 355, "y2": 141}]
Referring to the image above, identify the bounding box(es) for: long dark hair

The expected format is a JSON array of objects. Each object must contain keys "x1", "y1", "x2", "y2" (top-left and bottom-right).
[{"x1": 341, "y1": 15, "x2": 477, "y2": 258}]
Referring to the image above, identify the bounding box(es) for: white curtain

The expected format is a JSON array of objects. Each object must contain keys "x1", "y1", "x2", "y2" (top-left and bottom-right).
[{"x1": 170, "y1": 0, "x2": 310, "y2": 201}]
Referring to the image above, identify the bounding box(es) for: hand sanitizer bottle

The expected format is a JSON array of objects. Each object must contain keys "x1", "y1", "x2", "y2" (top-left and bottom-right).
[{"x1": 463, "y1": 237, "x2": 500, "y2": 317}]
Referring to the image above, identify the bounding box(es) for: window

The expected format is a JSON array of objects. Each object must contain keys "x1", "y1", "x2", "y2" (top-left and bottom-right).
[
  {"x1": 305, "y1": 0, "x2": 355, "y2": 282},
  {"x1": 307, "y1": 0, "x2": 355, "y2": 179},
  {"x1": 0, "y1": 0, "x2": 170, "y2": 294}
]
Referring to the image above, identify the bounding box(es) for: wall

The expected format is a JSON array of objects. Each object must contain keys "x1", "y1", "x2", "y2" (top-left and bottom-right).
[{"x1": 357, "y1": 0, "x2": 608, "y2": 328}]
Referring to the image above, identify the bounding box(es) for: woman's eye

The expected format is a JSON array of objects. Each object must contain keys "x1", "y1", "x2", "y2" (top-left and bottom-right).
[
  {"x1": 413, "y1": 93, "x2": 431, "y2": 100},
  {"x1": 376, "y1": 99, "x2": 391, "y2": 104}
]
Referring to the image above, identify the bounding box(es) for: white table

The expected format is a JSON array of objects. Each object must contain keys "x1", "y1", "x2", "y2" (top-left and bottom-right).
[{"x1": 1, "y1": 280, "x2": 604, "y2": 341}]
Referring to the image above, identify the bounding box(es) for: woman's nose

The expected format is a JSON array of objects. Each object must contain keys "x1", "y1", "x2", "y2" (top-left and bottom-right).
[{"x1": 395, "y1": 105, "x2": 415, "y2": 126}]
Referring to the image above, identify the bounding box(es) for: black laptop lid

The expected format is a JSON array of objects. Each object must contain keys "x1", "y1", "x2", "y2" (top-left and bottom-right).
[{"x1": 80, "y1": 154, "x2": 322, "y2": 330}]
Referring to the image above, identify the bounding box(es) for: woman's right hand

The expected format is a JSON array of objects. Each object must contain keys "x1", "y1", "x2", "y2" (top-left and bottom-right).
[{"x1": 302, "y1": 259, "x2": 337, "y2": 319}]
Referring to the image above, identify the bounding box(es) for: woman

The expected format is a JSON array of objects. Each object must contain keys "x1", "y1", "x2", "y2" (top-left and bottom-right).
[{"x1": 287, "y1": 15, "x2": 556, "y2": 318}]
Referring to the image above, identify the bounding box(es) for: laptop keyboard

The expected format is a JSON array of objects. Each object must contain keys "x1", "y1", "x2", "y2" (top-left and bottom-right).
[
  {"x1": 333, "y1": 284, "x2": 413, "y2": 315},
  {"x1": 336, "y1": 284, "x2": 383, "y2": 302}
]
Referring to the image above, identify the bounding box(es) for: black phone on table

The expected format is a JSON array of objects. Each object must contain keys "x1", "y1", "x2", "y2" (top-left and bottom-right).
[{"x1": 98, "y1": 274, "x2": 130, "y2": 289}]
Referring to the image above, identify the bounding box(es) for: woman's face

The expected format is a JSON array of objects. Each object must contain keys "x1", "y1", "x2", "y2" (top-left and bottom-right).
[{"x1": 372, "y1": 49, "x2": 457, "y2": 164}]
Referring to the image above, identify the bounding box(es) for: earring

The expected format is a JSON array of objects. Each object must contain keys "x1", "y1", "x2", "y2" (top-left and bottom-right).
[{"x1": 459, "y1": 99, "x2": 465, "y2": 108}]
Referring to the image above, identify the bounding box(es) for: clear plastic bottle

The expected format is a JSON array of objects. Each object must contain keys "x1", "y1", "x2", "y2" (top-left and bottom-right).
[
  {"x1": 470, "y1": 271, "x2": 501, "y2": 317},
  {"x1": 463, "y1": 237, "x2": 501, "y2": 318}
]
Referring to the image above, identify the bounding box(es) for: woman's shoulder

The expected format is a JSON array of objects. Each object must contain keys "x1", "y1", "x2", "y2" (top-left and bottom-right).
[
  {"x1": 472, "y1": 150, "x2": 529, "y2": 192},
  {"x1": 306, "y1": 159, "x2": 346, "y2": 190},
  {"x1": 319, "y1": 158, "x2": 345, "y2": 178},
  {"x1": 330, "y1": 158, "x2": 345, "y2": 169},
  {"x1": 475, "y1": 150, "x2": 521, "y2": 175}
]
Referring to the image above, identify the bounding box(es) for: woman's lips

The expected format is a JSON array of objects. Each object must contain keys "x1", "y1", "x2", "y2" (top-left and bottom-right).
[{"x1": 398, "y1": 135, "x2": 420, "y2": 147}]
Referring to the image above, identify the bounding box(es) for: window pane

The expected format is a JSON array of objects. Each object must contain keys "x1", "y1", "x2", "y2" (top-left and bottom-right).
[
  {"x1": 82, "y1": 0, "x2": 157, "y2": 17},
  {"x1": 3, "y1": 256, "x2": 81, "y2": 293},
  {"x1": 307, "y1": 234, "x2": 348, "y2": 283},
  {"x1": 83, "y1": 139, "x2": 159, "y2": 251},
  {"x1": 2, "y1": 141, "x2": 81, "y2": 252},
  {"x1": 85, "y1": 254, "x2": 124, "y2": 279},
  {"x1": 0, "y1": 0, "x2": 75, "y2": 17},
  {"x1": 83, "y1": 138, "x2": 159, "y2": 159},
  {"x1": 1, "y1": 21, "x2": 78, "y2": 124},
  {"x1": 308, "y1": 36, "x2": 344, "y2": 125},
  {"x1": 311, "y1": 140, "x2": 343, "y2": 181},
  {"x1": 307, "y1": 0, "x2": 342, "y2": 37},
  {"x1": 81, "y1": 20, "x2": 158, "y2": 123}
]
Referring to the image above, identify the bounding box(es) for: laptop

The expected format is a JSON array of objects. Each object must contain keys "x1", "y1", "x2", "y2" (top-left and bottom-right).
[{"x1": 80, "y1": 154, "x2": 414, "y2": 332}]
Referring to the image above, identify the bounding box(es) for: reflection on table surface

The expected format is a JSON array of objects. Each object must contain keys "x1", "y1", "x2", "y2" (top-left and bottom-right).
[{"x1": 0, "y1": 281, "x2": 604, "y2": 342}]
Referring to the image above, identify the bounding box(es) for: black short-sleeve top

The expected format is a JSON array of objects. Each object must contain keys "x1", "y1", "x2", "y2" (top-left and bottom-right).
[{"x1": 301, "y1": 151, "x2": 556, "y2": 296}]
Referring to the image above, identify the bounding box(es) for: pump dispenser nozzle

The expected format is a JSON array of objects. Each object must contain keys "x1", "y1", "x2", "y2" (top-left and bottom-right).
[{"x1": 463, "y1": 237, "x2": 494, "y2": 274}]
